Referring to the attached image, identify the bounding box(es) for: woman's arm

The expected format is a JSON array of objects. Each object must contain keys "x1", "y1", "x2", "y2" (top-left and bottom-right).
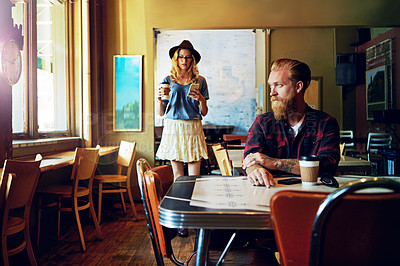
[
  {"x1": 156, "y1": 86, "x2": 169, "y2": 116},
  {"x1": 156, "y1": 99, "x2": 167, "y2": 116},
  {"x1": 199, "y1": 96, "x2": 208, "y2": 116},
  {"x1": 187, "y1": 89, "x2": 208, "y2": 116}
]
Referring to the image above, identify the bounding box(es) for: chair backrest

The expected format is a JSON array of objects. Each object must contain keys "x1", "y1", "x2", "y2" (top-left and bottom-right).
[
  {"x1": 137, "y1": 158, "x2": 170, "y2": 265},
  {"x1": 367, "y1": 132, "x2": 392, "y2": 154},
  {"x1": 270, "y1": 190, "x2": 328, "y2": 265},
  {"x1": 116, "y1": 140, "x2": 137, "y2": 176},
  {"x1": 151, "y1": 165, "x2": 174, "y2": 198},
  {"x1": 212, "y1": 143, "x2": 233, "y2": 176},
  {"x1": 310, "y1": 178, "x2": 400, "y2": 266},
  {"x1": 1, "y1": 155, "x2": 42, "y2": 215},
  {"x1": 222, "y1": 134, "x2": 247, "y2": 144},
  {"x1": 72, "y1": 147, "x2": 100, "y2": 183},
  {"x1": 339, "y1": 130, "x2": 354, "y2": 147}
]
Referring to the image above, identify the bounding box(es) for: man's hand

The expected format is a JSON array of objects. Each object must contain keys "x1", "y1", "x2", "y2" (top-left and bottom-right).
[
  {"x1": 243, "y1": 152, "x2": 300, "y2": 176},
  {"x1": 242, "y1": 152, "x2": 277, "y2": 171},
  {"x1": 246, "y1": 164, "x2": 275, "y2": 187}
]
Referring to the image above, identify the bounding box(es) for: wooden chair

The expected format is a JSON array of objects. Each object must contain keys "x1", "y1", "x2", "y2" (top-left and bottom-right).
[
  {"x1": 94, "y1": 140, "x2": 137, "y2": 223},
  {"x1": 212, "y1": 143, "x2": 233, "y2": 176},
  {"x1": 309, "y1": 178, "x2": 400, "y2": 266},
  {"x1": 270, "y1": 190, "x2": 328, "y2": 265},
  {"x1": 36, "y1": 147, "x2": 102, "y2": 252},
  {"x1": 0, "y1": 155, "x2": 42, "y2": 266},
  {"x1": 136, "y1": 158, "x2": 187, "y2": 266}
]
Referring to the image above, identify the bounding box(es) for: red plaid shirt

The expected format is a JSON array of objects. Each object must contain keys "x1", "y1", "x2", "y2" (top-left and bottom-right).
[{"x1": 244, "y1": 105, "x2": 340, "y2": 175}]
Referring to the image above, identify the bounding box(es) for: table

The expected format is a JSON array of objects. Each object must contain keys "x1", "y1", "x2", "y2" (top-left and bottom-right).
[
  {"x1": 3, "y1": 146, "x2": 119, "y2": 173},
  {"x1": 158, "y1": 175, "x2": 357, "y2": 265}
]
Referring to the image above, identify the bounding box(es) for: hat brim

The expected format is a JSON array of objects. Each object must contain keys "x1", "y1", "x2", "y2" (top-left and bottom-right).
[{"x1": 169, "y1": 46, "x2": 201, "y2": 63}]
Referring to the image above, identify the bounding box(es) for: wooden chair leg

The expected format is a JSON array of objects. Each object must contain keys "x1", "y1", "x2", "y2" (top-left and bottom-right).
[
  {"x1": 25, "y1": 225, "x2": 37, "y2": 266},
  {"x1": 2, "y1": 231, "x2": 9, "y2": 266},
  {"x1": 127, "y1": 184, "x2": 138, "y2": 219},
  {"x1": 57, "y1": 199, "x2": 61, "y2": 239},
  {"x1": 73, "y1": 197, "x2": 86, "y2": 252},
  {"x1": 89, "y1": 198, "x2": 103, "y2": 240},
  {"x1": 119, "y1": 182, "x2": 127, "y2": 215},
  {"x1": 98, "y1": 182, "x2": 103, "y2": 224},
  {"x1": 37, "y1": 197, "x2": 42, "y2": 247}
]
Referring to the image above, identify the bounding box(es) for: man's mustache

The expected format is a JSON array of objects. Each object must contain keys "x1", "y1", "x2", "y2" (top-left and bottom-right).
[{"x1": 271, "y1": 96, "x2": 283, "y2": 102}]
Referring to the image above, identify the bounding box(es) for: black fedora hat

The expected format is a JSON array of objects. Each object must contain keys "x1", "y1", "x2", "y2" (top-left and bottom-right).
[{"x1": 169, "y1": 40, "x2": 201, "y2": 63}]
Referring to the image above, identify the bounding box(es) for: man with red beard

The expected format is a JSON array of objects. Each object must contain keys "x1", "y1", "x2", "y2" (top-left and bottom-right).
[{"x1": 242, "y1": 58, "x2": 340, "y2": 187}]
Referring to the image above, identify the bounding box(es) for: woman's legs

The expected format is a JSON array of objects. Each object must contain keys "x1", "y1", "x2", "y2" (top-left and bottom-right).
[
  {"x1": 171, "y1": 160, "x2": 201, "y2": 178},
  {"x1": 170, "y1": 160, "x2": 201, "y2": 238},
  {"x1": 170, "y1": 160, "x2": 185, "y2": 180},
  {"x1": 188, "y1": 160, "x2": 201, "y2": 176}
]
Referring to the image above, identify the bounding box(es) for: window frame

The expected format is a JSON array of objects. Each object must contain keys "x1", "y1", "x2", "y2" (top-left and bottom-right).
[{"x1": 12, "y1": 0, "x2": 72, "y2": 141}]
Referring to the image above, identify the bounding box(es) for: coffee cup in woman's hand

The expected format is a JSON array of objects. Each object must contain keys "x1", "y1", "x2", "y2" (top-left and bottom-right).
[{"x1": 160, "y1": 82, "x2": 170, "y2": 100}]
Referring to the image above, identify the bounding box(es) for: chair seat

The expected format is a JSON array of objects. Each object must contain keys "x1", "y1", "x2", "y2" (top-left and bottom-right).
[
  {"x1": 37, "y1": 185, "x2": 89, "y2": 197},
  {"x1": 7, "y1": 216, "x2": 25, "y2": 235},
  {"x1": 94, "y1": 174, "x2": 127, "y2": 183}
]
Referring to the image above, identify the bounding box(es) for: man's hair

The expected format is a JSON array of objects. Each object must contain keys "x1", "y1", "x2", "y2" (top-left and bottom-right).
[{"x1": 271, "y1": 58, "x2": 311, "y2": 92}]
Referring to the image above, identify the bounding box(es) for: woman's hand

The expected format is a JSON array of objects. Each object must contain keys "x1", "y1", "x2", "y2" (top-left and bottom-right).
[
  {"x1": 187, "y1": 88, "x2": 205, "y2": 103},
  {"x1": 158, "y1": 86, "x2": 170, "y2": 101},
  {"x1": 188, "y1": 88, "x2": 208, "y2": 116}
]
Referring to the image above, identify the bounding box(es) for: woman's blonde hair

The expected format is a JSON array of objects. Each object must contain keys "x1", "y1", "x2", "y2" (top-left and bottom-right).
[{"x1": 170, "y1": 48, "x2": 199, "y2": 83}]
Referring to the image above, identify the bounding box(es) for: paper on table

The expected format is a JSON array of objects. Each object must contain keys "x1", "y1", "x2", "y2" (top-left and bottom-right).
[
  {"x1": 189, "y1": 176, "x2": 360, "y2": 211},
  {"x1": 190, "y1": 176, "x2": 271, "y2": 211}
]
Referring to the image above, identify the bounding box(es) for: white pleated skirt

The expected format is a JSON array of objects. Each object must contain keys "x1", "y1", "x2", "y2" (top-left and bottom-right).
[{"x1": 156, "y1": 119, "x2": 208, "y2": 162}]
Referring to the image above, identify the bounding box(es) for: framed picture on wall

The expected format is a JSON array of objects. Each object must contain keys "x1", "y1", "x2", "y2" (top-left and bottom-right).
[
  {"x1": 113, "y1": 55, "x2": 143, "y2": 131},
  {"x1": 366, "y1": 65, "x2": 387, "y2": 120},
  {"x1": 304, "y1": 77, "x2": 322, "y2": 110}
]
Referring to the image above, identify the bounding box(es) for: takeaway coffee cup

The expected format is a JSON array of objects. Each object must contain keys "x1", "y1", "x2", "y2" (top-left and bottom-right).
[
  {"x1": 160, "y1": 82, "x2": 170, "y2": 100},
  {"x1": 299, "y1": 155, "x2": 319, "y2": 186}
]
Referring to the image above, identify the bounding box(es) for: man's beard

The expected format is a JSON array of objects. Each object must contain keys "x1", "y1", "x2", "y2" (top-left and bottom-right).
[{"x1": 271, "y1": 91, "x2": 298, "y2": 121}]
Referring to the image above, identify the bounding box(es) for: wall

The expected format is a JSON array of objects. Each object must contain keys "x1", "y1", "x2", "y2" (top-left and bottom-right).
[{"x1": 269, "y1": 28, "x2": 339, "y2": 120}]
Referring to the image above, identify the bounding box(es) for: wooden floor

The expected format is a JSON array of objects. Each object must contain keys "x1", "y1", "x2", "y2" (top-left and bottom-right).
[{"x1": 9, "y1": 200, "x2": 279, "y2": 265}]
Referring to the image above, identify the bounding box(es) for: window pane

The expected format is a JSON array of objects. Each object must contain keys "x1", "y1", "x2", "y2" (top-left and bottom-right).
[
  {"x1": 11, "y1": 3, "x2": 26, "y2": 134},
  {"x1": 37, "y1": 0, "x2": 67, "y2": 132}
]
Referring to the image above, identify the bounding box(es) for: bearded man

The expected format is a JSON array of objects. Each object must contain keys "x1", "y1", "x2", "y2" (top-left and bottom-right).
[{"x1": 242, "y1": 58, "x2": 340, "y2": 187}]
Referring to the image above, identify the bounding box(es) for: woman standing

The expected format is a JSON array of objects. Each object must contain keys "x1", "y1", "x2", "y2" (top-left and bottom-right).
[{"x1": 156, "y1": 40, "x2": 209, "y2": 180}]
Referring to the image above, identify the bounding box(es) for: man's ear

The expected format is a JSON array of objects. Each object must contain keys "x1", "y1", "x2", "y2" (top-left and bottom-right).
[{"x1": 295, "y1": 81, "x2": 304, "y2": 94}]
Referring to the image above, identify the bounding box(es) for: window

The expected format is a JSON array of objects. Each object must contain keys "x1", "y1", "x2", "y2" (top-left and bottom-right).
[{"x1": 12, "y1": 0, "x2": 68, "y2": 139}]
